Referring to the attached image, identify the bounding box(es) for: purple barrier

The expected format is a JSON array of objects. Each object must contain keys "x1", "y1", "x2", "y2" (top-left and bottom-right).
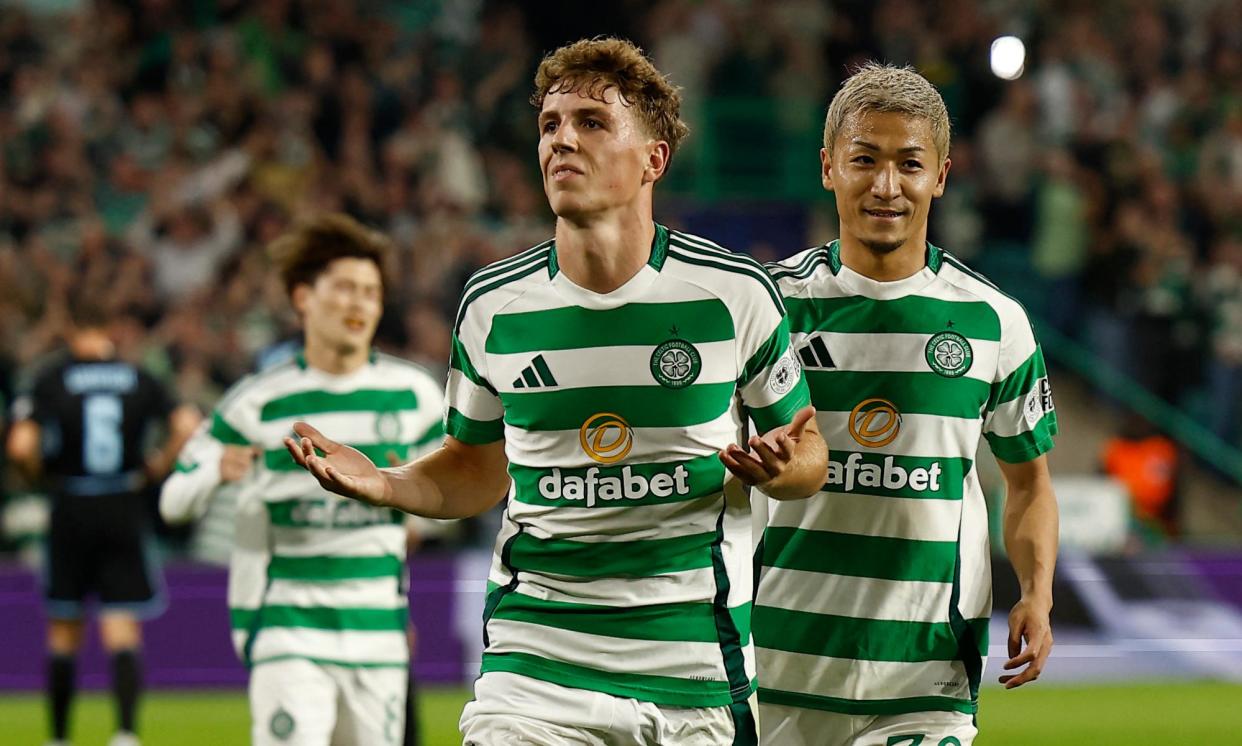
[
  {"x1": 1182, "y1": 549, "x2": 1242, "y2": 611},
  {"x1": 0, "y1": 554, "x2": 467, "y2": 691}
]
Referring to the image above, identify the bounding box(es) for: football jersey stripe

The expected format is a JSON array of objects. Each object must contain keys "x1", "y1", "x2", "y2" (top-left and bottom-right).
[
  {"x1": 210, "y1": 411, "x2": 249, "y2": 445},
  {"x1": 762, "y1": 526, "x2": 958, "y2": 584},
  {"x1": 767, "y1": 488, "x2": 967, "y2": 541},
  {"x1": 458, "y1": 241, "x2": 552, "y2": 297},
  {"x1": 507, "y1": 568, "x2": 718, "y2": 607},
  {"x1": 246, "y1": 628, "x2": 408, "y2": 666},
  {"x1": 490, "y1": 590, "x2": 750, "y2": 643},
  {"x1": 756, "y1": 567, "x2": 954, "y2": 623},
  {"x1": 753, "y1": 606, "x2": 989, "y2": 662},
  {"x1": 987, "y1": 348, "x2": 1047, "y2": 409},
  {"x1": 263, "y1": 579, "x2": 404, "y2": 609},
  {"x1": 259, "y1": 389, "x2": 420, "y2": 421},
  {"x1": 508, "y1": 530, "x2": 716, "y2": 577},
  {"x1": 489, "y1": 341, "x2": 737, "y2": 391},
  {"x1": 266, "y1": 499, "x2": 403, "y2": 529},
  {"x1": 508, "y1": 453, "x2": 725, "y2": 508},
  {"x1": 765, "y1": 246, "x2": 830, "y2": 281},
  {"x1": 793, "y1": 332, "x2": 999, "y2": 382},
  {"x1": 818, "y1": 452, "x2": 972, "y2": 501},
  {"x1": 485, "y1": 299, "x2": 735, "y2": 353},
  {"x1": 480, "y1": 650, "x2": 737, "y2": 708},
  {"x1": 984, "y1": 422, "x2": 1057, "y2": 463},
  {"x1": 758, "y1": 686, "x2": 975, "y2": 716},
  {"x1": 499, "y1": 382, "x2": 735, "y2": 430},
  {"x1": 267, "y1": 554, "x2": 402, "y2": 581},
  {"x1": 785, "y1": 296, "x2": 1001, "y2": 340},
  {"x1": 806, "y1": 370, "x2": 988, "y2": 418},
  {"x1": 445, "y1": 407, "x2": 503, "y2": 444},
  {"x1": 756, "y1": 650, "x2": 973, "y2": 708},
  {"x1": 231, "y1": 605, "x2": 406, "y2": 632}
]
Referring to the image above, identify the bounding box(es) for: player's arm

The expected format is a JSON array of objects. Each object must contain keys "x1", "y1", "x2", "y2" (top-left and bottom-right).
[
  {"x1": 160, "y1": 412, "x2": 260, "y2": 524},
  {"x1": 997, "y1": 454, "x2": 1058, "y2": 689},
  {"x1": 5, "y1": 418, "x2": 42, "y2": 482},
  {"x1": 285, "y1": 425, "x2": 509, "y2": 519},
  {"x1": 145, "y1": 404, "x2": 203, "y2": 482}
]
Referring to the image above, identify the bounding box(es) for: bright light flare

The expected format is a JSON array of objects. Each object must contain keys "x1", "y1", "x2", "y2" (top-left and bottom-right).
[{"x1": 990, "y1": 36, "x2": 1026, "y2": 80}]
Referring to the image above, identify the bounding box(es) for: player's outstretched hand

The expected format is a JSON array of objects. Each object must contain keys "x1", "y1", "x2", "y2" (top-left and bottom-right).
[
  {"x1": 1000, "y1": 596, "x2": 1053, "y2": 688},
  {"x1": 283, "y1": 422, "x2": 392, "y2": 507},
  {"x1": 719, "y1": 405, "x2": 816, "y2": 488}
]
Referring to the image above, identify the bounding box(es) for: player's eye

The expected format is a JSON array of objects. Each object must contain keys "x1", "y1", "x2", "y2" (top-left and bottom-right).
[
  {"x1": 541, "y1": 120, "x2": 557, "y2": 134},
  {"x1": 583, "y1": 118, "x2": 602, "y2": 129},
  {"x1": 852, "y1": 155, "x2": 874, "y2": 164},
  {"x1": 904, "y1": 160, "x2": 924, "y2": 170}
]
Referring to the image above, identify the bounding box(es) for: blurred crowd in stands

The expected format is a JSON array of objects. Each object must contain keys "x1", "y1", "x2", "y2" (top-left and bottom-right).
[{"x1": 0, "y1": 0, "x2": 1239, "y2": 511}]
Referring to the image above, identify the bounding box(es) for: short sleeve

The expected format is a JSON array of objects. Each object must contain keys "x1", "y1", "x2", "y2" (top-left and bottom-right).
[
  {"x1": 738, "y1": 309, "x2": 811, "y2": 434},
  {"x1": 445, "y1": 331, "x2": 504, "y2": 444},
  {"x1": 983, "y1": 317, "x2": 1058, "y2": 463}
]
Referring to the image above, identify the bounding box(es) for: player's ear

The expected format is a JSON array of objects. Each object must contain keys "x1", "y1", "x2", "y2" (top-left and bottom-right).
[
  {"x1": 933, "y1": 156, "x2": 952, "y2": 198},
  {"x1": 644, "y1": 141, "x2": 670, "y2": 184},
  {"x1": 821, "y1": 148, "x2": 835, "y2": 192},
  {"x1": 291, "y1": 284, "x2": 311, "y2": 316}
]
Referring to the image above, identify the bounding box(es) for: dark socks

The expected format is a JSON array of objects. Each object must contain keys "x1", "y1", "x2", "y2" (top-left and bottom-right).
[
  {"x1": 402, "y1": 674, "x2": 421, "y2": 746},
  {"x1": 110, "y1": 649, "x2": 142, "y2": 733},
  {"x1": 48, "y1": 654, "x2": 75, "y2": 740}
]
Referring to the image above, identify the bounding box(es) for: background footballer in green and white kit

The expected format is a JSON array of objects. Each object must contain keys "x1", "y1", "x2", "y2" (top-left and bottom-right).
[
  {"x1": 755, "y1": 241, "x2": 1057, "y2": 726},
  {"x1": 162, "y1": 352, "x2": 444, "y2": 744},
  {"x1": 446, "y1": 225, "x2": 810, "y2": 719}
]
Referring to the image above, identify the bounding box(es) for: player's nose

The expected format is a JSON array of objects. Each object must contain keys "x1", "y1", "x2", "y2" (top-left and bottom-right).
[{"x1": 871, "y1": 164, "x2": 901, "y2": 200}]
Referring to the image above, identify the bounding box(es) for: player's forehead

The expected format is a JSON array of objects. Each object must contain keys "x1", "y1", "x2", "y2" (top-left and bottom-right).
[
  {"x1": 836, "y1": 109, "x2": 936, "y2": 154},
  {"x1": 539, "y1": 85, "x2": 627, "y2": 121},
  {"x1": 318, "y1": 256, "x2": 382, "y2": 286}
]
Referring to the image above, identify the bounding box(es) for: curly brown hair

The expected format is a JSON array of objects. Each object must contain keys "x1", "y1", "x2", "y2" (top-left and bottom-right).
[
  {"x1": 268, "y1": 213, "x2": 393, "y2": 298},
  {"x1": 531, "y1": 37, "x2": 690, "y2": 158}
]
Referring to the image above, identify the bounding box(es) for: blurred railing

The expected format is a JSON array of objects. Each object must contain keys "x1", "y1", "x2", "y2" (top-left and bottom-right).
[
  {"x1": 972, "y1": 245, "x2": 1242, "y2": 486},
  {"x1": 1037, "y1": 322, "x2": 1242, "y2": 484},
  {"x1": 663, "y1": 97, "x2": 830, "y2": 202}
]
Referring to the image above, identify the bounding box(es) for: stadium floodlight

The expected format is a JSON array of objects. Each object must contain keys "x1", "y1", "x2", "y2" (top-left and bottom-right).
[{"x1": 990, "y1": 35, "x2": 1026, "y2": 80}]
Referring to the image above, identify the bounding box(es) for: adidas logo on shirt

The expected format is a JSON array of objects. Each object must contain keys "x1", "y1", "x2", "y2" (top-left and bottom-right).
[
  {"x1": 513, "y1": 354, "x2": 558, "y2": 389},
  {"x1": 797, "y1": 335, "x2": 835, "y2": 369}
]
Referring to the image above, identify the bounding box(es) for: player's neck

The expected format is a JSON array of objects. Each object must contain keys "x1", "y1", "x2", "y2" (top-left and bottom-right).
[
  {"x1": 554, "y1": 206, "x2": 655, "y2": 294},
  {"x1": 302, "y1": 338, "x2": 370, "y2": 376},
  {"x1": 838, "y1": 232, "x2": 929, "y2": 282},
  {"x1": 68, "y1": 331, "x2": 114, "y2": 360}
]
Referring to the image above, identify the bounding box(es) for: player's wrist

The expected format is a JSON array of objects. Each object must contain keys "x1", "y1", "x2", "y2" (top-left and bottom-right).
[{"x1": 1017, "y1": 591, "x2": 1053, "y2": 613}]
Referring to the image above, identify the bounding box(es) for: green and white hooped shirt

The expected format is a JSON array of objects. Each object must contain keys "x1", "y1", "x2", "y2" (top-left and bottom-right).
[
  {"x1": 756, "y1": 241, "x2": 1057, "y2": 717},
  {"x1": 447, "y1": 225, "x2": 811, "y2": 708},
  {"x1": 164, "y1": 352, "x2": 445, "y2": 669}
]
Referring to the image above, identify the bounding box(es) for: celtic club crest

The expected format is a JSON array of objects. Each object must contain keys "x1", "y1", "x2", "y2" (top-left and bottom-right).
[
  {"x1": 650, "y1": 339, "x2": 702, "y2": 389},
  {"x1": 270, "y1": 708, "x2": 295, "y2": 741},
  {"x1": 925, "y1": 331, "x2": 973, "y2": 378}
]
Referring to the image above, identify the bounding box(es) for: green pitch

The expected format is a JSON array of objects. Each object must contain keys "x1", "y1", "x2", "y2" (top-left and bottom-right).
[{"x1": 1, "y1": 682, "x2": 1238, "y2": 745}]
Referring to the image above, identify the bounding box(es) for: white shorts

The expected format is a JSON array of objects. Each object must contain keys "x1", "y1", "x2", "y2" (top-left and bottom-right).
[
  {"x1": 249, "y1": 658, "x2": 406, "y2": 746},
  {"x1": 760, "y1": 704, "x2": 976, "y2": 746},
  {"x1": 460, "y1": 671, "x2": 757, "y2": 745}
]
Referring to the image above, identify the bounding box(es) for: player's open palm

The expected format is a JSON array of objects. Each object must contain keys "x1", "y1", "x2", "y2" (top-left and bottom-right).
[
  {"x1": 720, "y1": 405, "x2": 816, "y2": 488},
  {"x1": 284, "y1": 422, "x2": 392, "y2": 507}
]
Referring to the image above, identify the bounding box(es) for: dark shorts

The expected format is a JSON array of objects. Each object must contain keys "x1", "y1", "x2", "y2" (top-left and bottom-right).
[{"x1": 43, "y1": 492, "x2": 166, "y2": 621}]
